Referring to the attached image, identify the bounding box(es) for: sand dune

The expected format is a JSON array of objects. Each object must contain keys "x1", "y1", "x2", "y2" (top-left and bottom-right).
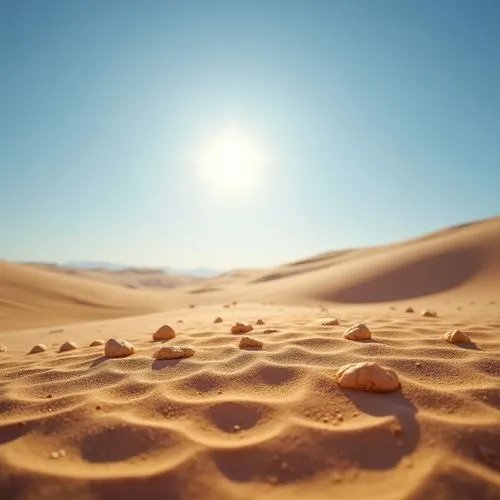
[
  {"x1": 0, "y1": 218, "x2": 499, "y2": 499},
  {"x1": 0, "y1": 261, "x2": 168, "y2": 330},
  {"x1": 29, "y1": 263, "x2": 202, "y2": 290}
]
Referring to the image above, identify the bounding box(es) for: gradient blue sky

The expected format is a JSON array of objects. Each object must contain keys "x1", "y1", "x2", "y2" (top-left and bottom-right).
[{"x1": 1, "y1": 0, "x2": 499, "y2": 269}]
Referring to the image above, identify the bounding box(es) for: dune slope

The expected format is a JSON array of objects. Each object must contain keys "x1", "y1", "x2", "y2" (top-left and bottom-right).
[{"x1": 0, "y1": 261, "x2": 168, "y2": 330}]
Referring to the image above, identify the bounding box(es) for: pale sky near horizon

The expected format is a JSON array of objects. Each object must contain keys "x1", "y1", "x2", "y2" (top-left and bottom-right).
[{"x1": 1, "y1": 0, "x2": 499, "y2": 269}]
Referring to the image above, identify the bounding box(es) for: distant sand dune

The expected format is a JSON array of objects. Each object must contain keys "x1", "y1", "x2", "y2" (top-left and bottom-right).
[{"x1": 0, "y1": 261, "x2": 168, "y2": 330}]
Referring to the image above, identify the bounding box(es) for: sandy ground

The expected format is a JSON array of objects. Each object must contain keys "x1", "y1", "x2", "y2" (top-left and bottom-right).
[{"x1": 0, "y1": 218, "x2": 499, "y2": 499}]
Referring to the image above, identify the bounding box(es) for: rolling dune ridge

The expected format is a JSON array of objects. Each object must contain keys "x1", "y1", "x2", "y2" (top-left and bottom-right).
[{"x1": 0, "y1": 218, "x2": 499, "y2": 499}]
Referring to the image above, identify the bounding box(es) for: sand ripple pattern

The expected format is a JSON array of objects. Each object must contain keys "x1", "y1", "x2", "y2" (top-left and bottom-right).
[{"x1": 1, "y1": 309, "x2": 500, "y2": 500}]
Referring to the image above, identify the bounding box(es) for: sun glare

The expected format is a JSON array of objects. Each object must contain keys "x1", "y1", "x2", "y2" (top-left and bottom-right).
[{"x1": 194, "y1": 127, "x2": 268, "y2": 195}]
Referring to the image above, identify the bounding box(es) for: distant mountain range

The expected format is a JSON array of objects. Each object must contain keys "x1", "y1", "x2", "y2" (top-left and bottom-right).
[{"x1": 62, "y1": 261, "x2": 223, "y2": 278}]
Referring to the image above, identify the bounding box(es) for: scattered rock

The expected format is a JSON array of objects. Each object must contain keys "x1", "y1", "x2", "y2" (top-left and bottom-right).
[
  {"x1": 223, "y1": 304, "x2": 230, "y2": 308},
  {"x1": 263, "y1": 329, "x2": 278, "y2": 334},
  {"x1": 233, "y1": 424, "x2": 241, "y2": 432},
  {"x1": 336, "y1": 362, "x2": 400, "y2": 392},
  {"x1": 89, "y1": 339, "x2": 105, "y2": 347},
  {"x1": 239, "y1": 337, "x2": 263, "y2": 349},
  {"x1": 58, "y1": 341, "x2": 77, "y2": 353},
  {"x1": 231, "y1": 322, "x2": 253, "y2": 334},
  {"x1": 50, "y1": 449, "x2": 66, "y2": 459},
  {"x1": 29, "y1": 344, "x2": 47, "y2": 354},
  {"x1": 343, "y1": 323, "x2": 371, "y2": 341},
  {"x1": 177, "y1": 319, "x2": 184, "y2": 323},
  {"x1": 213, "y1": 317, "x2": 223, "y2": 324},
  {"x1": 95, "y1": 405, "x2": 102, "y2": 411},
  {"x1": 444, "y1": 329, "x2": 471, "y2": 344},
  {"x1": 322, "y1": 318, "x2": 339, "y2": 326},
  {"x1": 256, "y1": 319, "x2": 265, "y2": 325},
  {"x1": 153, "y1": 346, "x2": 194, "y2": 360},
  {"x1": 232, "y1": 301, "x2": 238, "y2": 306},
  {"x1": 47, "y1": 394, "x2": 53, "y2": 399},
  {"x1": 415, "y1": 362, "x2": 422, "y2": 368},
  {"x1": 0, "y1": 344, "x2": 7, "y2": 352},
  {"x1": 405, "y1": 307, "x2": 414, "y2": 313},
  {"x1": 420, "y1": 309, "x2": 437, "y2": 318},
  {"x1": 153, "y1": 324, "x2": 176, "y2": 341},
  {"x1": 189, "y1": 304, "x2": 196, "y2": 309},
  {"x1": 104, "y1": 338, "x2": 135, "y2": 358}
]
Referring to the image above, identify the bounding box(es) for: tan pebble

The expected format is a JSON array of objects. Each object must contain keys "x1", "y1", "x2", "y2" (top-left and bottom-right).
[
  {"x1": 443, "y1": 329, "x2": 471, "y2": 344},
  {"x1": 232, "y1": 301, "x2": 238, "y2": 306},
  {"x1": 58, "y1": 341, "x2": 77, "y2": 352},
  {"x1": 50, "y1": 449, "x2": 65, "y2": 459},
  {"x1": 343, "y1": 323, "x2": 371, "y2": 341},
  {"x1": 420, "y1": 309, "x2": 437, "y2": 317},
  {"x1": 213, "y1": 317, "x2": 223, "y2": 323},
  {"x1": 336, "y1": 362, "x2": 400, "y2": 392},
  {"x1": 189, "y1": 304, "x2": 196, "y2": 308},
  {"x1": 104, "y1": 338, "x2": 135, "y2": 358},
  {"x1": 405, "y1": 306, "x2": 414, "y2": 313},
  {"x1": 256, "y1": 319, "x2": 265, "y2": 325},
  {"x1": 223, "y1": 304, "x2": 230, "y2": 308},
  {"x1": 263, "y1": 329, "x2": 278, "y2": 334},
  {"x1": 231, "y1": 322, "x2": 253, "y2": 334},
  {"x1": 29, "y1": 344, "x2": 47, "y2": 354},
  {"x1": 89, "y1": 339, "x2": 105, "y2": 347},
  {"x1": 153, "y1": 346, "x2": 194, "y2": 360},
  {"x1": 322, "y1": 318, "x2": 339, "y2": 326},
  {"x1": 239, "y1": 336, "x2": 263, "y2": 349},
  {"x1": 0, "y1": 344, "x2": 7, "y2": 352},
  {"x1": 153, "y1": 324, "x2": 176, "y2": 341},
  {"x1": 177, "y1": 319, "x2": 183, "y2": 323}
]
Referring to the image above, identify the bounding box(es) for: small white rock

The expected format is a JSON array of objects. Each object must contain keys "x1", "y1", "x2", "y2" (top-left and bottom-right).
[
  {"x1": 421, "y1": 309, "x2": 437, "y2": 318},
  {"x1": 153, "y1": 324, "x2": 176, "y2": 341},
  {"x1": 343, "y1": 323, "x2": 371, "y2": 341},
  {"x1": 104, "y1": 338, "x2": 135, "y2": 358},
  {"x1": 29, "y1": 344, "x2": 47, "y2": 354},
  {"x1": 231, "y1": 322, "x2": 253, "y2": 334},
  {"x1": 59, "y1": 341, "x2": 77, "y2": 352},
  {"x1": 336, "y1": 362, "x2": 400, "y2": 392},
  {"x1": 322, "y1": 318, "x2": 339, "y2": 326},
  {"x1": 153, "y1": 346, "x2": 194, "y2": 360},
  {"x1": 444, "y1": 329, "x2": 471, "y2": 344},
  {"x1": 239, "y1": 337, "x2": 263, "y2": 349}
]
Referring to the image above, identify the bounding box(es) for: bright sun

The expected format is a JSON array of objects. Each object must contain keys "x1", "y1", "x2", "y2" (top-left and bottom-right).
[{"x1": 194, "y1": 127, "x2": 267, "y2": 194}]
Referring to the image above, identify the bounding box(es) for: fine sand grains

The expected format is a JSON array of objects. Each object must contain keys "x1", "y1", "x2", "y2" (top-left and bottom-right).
[{"x1": 0, "y1": 303, "x2": 499, "y2": 500}]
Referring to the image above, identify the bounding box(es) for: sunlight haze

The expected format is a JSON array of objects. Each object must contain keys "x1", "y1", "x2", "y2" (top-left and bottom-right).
[{"x1": 1, "y1": 0, "x2": 499, "y2": 269}]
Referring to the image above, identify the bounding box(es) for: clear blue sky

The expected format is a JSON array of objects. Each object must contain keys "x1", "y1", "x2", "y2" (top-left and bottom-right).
[{"x1": 1, "y1": 0, "x2": 499, "y2": 269}]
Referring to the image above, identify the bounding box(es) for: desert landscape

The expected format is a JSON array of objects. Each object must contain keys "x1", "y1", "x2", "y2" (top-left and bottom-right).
[{"x1": 0, "y1": 217, "x2": 499, "y2": 499}]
